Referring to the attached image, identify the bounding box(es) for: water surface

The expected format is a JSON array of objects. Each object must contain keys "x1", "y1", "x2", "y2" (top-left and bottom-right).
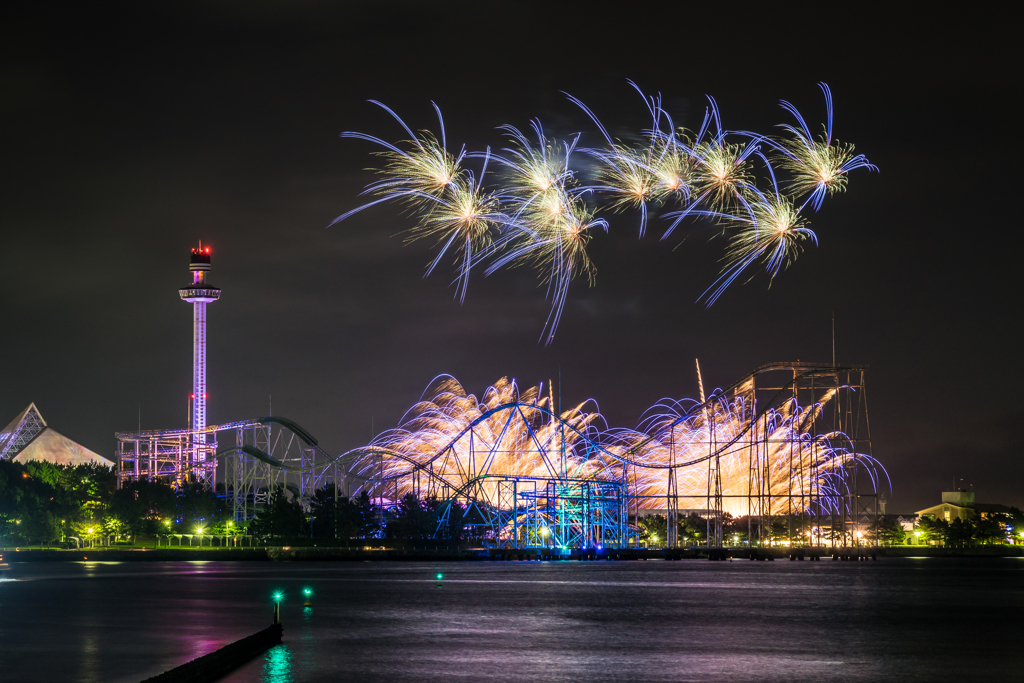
[{"x1": 1, "y1": 558, "x2": 1021, "y2": 682}]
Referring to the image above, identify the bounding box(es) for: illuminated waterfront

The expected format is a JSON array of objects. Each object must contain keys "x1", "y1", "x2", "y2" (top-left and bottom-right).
[{"x1": 2, "y1": 559, "x2": 1022, "y2": 682}]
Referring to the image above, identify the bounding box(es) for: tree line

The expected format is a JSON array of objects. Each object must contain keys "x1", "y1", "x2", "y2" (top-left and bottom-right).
[
  {"x1": 1, "y1": 460, "x2": 231, "y2": 545},
  {"x1": 637, "y1": 510, "x2": 1024, "y2": 547},
  {"x1": 0, "y1": 460, "x2": 471, "y2": 546},
  {"x1": 4, "y1": 459, "x2": 1021, "y2": 547},
  {"x1": 912, "y1": 515, "x2": 1018, "y2": 547}
]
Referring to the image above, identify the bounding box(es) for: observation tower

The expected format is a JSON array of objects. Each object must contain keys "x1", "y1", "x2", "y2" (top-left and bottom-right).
[{"x1": 179, "y1": 242, "x2": 220, "y2": 481}]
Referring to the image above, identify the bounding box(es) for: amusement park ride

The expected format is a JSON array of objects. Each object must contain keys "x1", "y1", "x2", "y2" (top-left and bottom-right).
[{"x1": 116, "y1": 245, "x2": 882, "y2": 550}]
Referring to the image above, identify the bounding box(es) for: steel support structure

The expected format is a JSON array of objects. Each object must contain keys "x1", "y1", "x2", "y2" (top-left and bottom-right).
[
  {"x1": 615, "y1": 363, "x2": 879, "y2": 550},
  {"x1": 116, "y1": 428, "x2": 217, "y2": 487},
  {"x1": 117, "y1": 417, "x2": 343, "y2": 523}
]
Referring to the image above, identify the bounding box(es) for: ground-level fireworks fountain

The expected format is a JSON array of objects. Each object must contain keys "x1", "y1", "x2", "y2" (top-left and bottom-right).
[
  {"x1": 343, "y1": 362, "x2": 883, "y2": 549},
  {"x1": 117, "y1": 361, "x2": 884, "y2": 549}
]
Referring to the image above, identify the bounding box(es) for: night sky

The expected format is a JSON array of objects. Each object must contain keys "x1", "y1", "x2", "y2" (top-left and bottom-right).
[{"x1": 2, "y1": 3, "x2": 1019, "y2": 512}]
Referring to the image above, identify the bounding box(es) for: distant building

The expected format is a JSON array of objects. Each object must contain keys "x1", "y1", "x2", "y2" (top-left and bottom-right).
[
  {"x1": 915, "y1": 491, "x2": 1014, "y2": 522},
  {"x1": 0, "y1": 403, "x2": 111, "y2": 467}
]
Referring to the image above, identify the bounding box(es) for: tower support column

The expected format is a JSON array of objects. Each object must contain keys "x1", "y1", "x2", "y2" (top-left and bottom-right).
[{"x1": 179, "y1": 242, "x2": 220, "y2": 485}]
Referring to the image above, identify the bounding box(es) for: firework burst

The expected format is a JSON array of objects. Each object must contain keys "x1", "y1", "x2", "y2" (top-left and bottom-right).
[
  {"x1": 649, "y1": 132, "x2": 696, "y2": 203},
  {"x1": 333, "y1": 101, "x2": 463, "y2": 221},
  {"x1": 691, "y1": 139, "x2": 756, "y2": 212},
  {"x1": 334, "y1": 83, "x2": 875, "y2": 341},
  {"x1": 331, "y1": 103, "x2": 509, "y2": 300},
  {"x1": 568, "y1": 83, "x2": 702, "y2": 237},
  {"x1": 701, "y1": 188, "x2": 816, "y2": 304},
  {"x1": 657, "y1": 97, "x2": 762, "y2": 240},
  {"x1": 492, "y1": 121, "x2": 576, "y2": 201},
  {"x1": 775, "y1": 83, "x2": 878, "y2": 211},
  {"x1": 410, "y1": 166, "x2": 505, "y2": 302},
  {"x1": 485, "y1": 122, "x2": 608, "y2": 344},
  {"x1": 491, "y1": 183, "x2": 607, "y2": 345}
]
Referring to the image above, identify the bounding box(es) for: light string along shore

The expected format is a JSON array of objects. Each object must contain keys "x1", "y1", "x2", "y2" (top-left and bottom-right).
[{"x1": 332, "y1": 82, "x2": 876, "y2": 344}]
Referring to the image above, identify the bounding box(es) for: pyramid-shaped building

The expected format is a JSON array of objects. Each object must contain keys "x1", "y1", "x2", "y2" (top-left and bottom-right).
[{"x1": 0, "y1": 403, "x2": 111, "y2": 467}]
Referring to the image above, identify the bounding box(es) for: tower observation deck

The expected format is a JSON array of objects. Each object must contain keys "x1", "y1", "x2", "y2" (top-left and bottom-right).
[{"x1": 179, "y1": 242, "x2": 220, "y2": 483}]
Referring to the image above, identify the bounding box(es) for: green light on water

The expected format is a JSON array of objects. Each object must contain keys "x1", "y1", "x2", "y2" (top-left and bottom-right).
[
  {"x1": 263, "y1": 641, "x2": 293, "y2": 679},
  {"x1": 436, "y1": 573, "x2": 443, "y2": 580},
  {"x1": 303, "y1": 588, "x2": 312, "y2": 596}
]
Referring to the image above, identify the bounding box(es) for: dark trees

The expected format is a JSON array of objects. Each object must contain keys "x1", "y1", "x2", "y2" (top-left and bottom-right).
[
  {"x1": 876, "y1": 517, "x2": 907, "y2": 546},
  {"x1": 109, "y1": 479, "x2": 176, "y2": 535},
  {"x1": 251, "y1": 487, "x2": 306, "y2": 538}
]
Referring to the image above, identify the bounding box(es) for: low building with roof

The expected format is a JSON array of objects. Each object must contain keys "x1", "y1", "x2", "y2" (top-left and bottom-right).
[
  {"x1": 915, "y1": 491, "x2": 1015, "y2": 523},
  {"x1": 0, "y1": 403, "x2": 111, "y2": 467}
]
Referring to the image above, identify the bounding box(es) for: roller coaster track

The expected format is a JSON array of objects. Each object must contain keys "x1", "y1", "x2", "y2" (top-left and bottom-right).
[{"x1": 117, "y1": 362, "x2": 870, "y2": 498}]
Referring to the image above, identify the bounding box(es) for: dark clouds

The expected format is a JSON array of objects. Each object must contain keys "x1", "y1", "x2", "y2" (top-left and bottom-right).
[{"x1": 1, "y1": 2, "x2": 1019, "y2": 511}]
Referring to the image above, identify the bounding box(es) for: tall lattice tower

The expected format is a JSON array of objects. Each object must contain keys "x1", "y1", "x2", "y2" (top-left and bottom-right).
[{"x1": 178, "y1": 242, "x2": 220, "y2": 483}]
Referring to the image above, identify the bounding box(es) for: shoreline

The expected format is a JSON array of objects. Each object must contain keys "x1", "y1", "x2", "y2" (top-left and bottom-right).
[{"x1": 3, "y1": 545, "x2": 1022, "y2": 562}]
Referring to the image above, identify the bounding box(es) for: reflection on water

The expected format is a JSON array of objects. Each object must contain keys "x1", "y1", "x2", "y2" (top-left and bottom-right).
[
  {"x1": 262, "y1": 645, "x2": 293, "y2": 683},
  {"x1": 2, "y1": 559, "x2": 1023, "y2": 682},
  {"x1": 81, "y1": 627, "x2": 98, "y2": 683}
]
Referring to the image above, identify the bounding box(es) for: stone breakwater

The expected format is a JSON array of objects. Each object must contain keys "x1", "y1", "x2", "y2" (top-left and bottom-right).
[{"x1": 140, "y1": 622, "x2": 283, "y2": 683}]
